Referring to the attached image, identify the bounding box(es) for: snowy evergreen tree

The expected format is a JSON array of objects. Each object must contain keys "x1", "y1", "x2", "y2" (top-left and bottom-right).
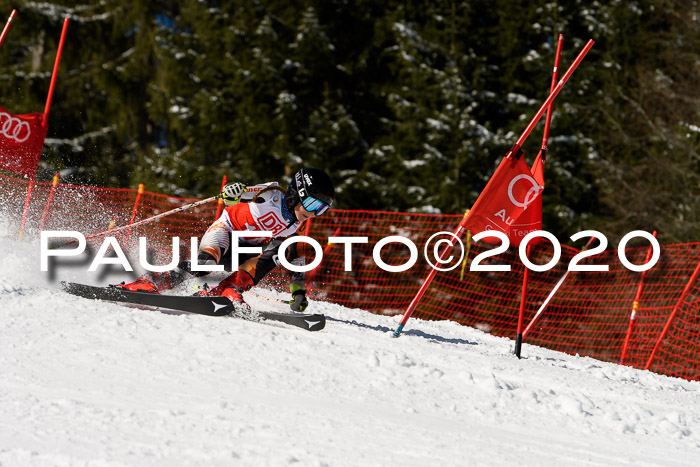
[{"x1": 0, "y1": 0, "x2": 698, "y2": 242}]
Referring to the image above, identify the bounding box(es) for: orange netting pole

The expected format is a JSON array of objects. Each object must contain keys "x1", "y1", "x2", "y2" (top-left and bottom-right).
[
  {"x1": 39, "y1": 172, "x2": 60, "y2": 231},
  {"x1": 18, "y1": 179, "x2": 34, "y2": 239},
  {"x1": 0, "y1": 9, "x2": 16, "y2": 49},
  {"x1": 645, "y1": 253, "x2": 700, "y2": 371},
  {"x1": 619, "y1": 231, "x2": 657, "y2": 365},
  {"x1": 126, "y1": 183, "x2": 145, "y2": 242},
  {"x1": 215, "y1": 175, "x2": 227, "y2": 219}
]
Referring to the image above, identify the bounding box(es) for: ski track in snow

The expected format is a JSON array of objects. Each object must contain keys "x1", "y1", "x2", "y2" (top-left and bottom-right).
[{"x1": 1, "y1": 231, "x2": 700, "y2": 467}]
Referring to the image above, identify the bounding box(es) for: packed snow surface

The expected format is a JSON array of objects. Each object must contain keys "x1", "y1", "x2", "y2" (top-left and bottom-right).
[{"x1": 1, "y1": 230, "x2": 700, "y2": 466}]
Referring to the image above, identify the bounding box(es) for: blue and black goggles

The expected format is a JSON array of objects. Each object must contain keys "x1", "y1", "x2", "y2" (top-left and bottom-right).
[{"x1": 301, "y1": 196, "x2": 332, "y2": 216}]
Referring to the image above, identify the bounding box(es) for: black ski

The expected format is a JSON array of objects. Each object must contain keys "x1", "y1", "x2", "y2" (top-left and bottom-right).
[
  {"x1": 62, "y1": 281, "x2": 233, "y2": 316},
  {"x1": 257, "y1": 310, "x2": 325, "y2": 331},
  {"x1": 61, "y1": 282, "x2": 326, "y2": 331}
]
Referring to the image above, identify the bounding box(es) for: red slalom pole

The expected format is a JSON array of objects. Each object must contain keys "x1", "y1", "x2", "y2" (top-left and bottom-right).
[
  {"x1": 515, "y1": 36, "x2": 564, "y2": 357},
  {"x1": 43, "y1": 17, "x2": 69, "y2": 126},
  {"x1": 393, "y1": 211, "x2": 470, "y2": 338},
  {"x1": 514, "y1": 243, "x2": 532, "y2": 358},
  {"x1": 540, "y1": 34, "x2": 564, "y2": 162},
  {"x1": 0, "y1": 9, "x2": 16, "y2": 49},
  {"x1": 392, "y1": 40, "x2": 594, "y2": 339},
  {"x1": 506, "y1": 39, "x2": 594, "y2": 159},
  {"x1": 19, "y1": 17, "x2": 69, "y2": 239}
]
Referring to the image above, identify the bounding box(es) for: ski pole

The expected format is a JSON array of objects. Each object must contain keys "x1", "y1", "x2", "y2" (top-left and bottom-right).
[
  {"x1": 250, "y1": 290, "x2": 312, "y2": 313},
  {"x1": 248, "y1": 290, "x2": 288, "y2": 304},
  {"x1": 56, "y1": 195, "x2": 219, "y2": 247}
]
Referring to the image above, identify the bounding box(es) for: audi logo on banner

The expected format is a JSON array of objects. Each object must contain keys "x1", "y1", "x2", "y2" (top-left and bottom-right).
[
  {"x1": 0, "y1": 112, "x2": 31, "y2": 143},
  {"x1": 507, "y1": 174, "x2": 542, "y2": 209}
]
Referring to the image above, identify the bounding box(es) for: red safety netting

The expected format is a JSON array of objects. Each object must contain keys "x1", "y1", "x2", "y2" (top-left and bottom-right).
[{"x1": 2, "y1": 174, "x2": 698, "y2": 381}]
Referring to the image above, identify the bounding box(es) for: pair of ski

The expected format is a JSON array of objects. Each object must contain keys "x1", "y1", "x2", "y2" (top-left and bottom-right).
[{"x1": 61, "y1": 282, "x2": 325, "y2": 332}]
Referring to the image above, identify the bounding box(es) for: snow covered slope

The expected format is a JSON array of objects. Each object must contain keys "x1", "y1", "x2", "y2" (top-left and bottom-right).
[{"x1": 1, "y1": 230, "x2": 700, "y2": 467}]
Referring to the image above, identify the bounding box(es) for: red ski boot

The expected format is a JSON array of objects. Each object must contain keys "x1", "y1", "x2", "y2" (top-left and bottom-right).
[
  {"x1": 208, "y1": 272, "x2": 257, "y2": 319},
  {"x1": 114, "y1": 276, "x2": 158, "y2": 294},
  {"x1": 207, "y1": 271, "x2": 254, "y2": 296}
]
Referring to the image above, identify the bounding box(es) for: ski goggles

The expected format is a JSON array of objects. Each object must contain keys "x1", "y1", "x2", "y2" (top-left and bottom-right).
[{"x1": 302, "y1": 196, "x2": 331, "y2": 216}]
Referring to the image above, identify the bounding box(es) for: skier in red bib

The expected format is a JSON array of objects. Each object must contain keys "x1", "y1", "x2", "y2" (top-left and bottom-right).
[{"x1": 115, "y1": 167, "x2": 335, "y2": 316}]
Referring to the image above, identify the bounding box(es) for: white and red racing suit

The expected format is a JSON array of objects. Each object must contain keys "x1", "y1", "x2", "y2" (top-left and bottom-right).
[
  {"x1": 125, "y1": 184, "x2": 308, "y2": 293},
  {"x1": 196, "y1": 186, "x2": 307, "y2": 284}
]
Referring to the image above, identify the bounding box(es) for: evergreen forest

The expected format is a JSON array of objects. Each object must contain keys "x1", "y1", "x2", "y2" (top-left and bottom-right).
[{"x1": 0, "y1": 0, "x2": 698, "y2": 244}]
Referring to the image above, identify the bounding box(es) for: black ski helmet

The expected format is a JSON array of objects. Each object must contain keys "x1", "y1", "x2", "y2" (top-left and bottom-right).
[{"x1": 287, "y1": 167, "x2": 335, "y2": 210}]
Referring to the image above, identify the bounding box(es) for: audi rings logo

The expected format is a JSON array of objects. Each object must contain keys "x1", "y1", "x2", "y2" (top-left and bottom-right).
[
  {"x1": 508, "y1": 174, "x2": 541, "y2": 209},
  {"x1": 0, "y1": 112, "x2": 31, "y2": 143}
]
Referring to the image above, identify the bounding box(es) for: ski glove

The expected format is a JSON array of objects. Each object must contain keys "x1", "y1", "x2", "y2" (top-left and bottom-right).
[
  {"x1": 289, "y1": 281, "x2": 308, "y2": 312},
  {"x1": 221, "y1": 182, "x2": 247, "y2": 205}
]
